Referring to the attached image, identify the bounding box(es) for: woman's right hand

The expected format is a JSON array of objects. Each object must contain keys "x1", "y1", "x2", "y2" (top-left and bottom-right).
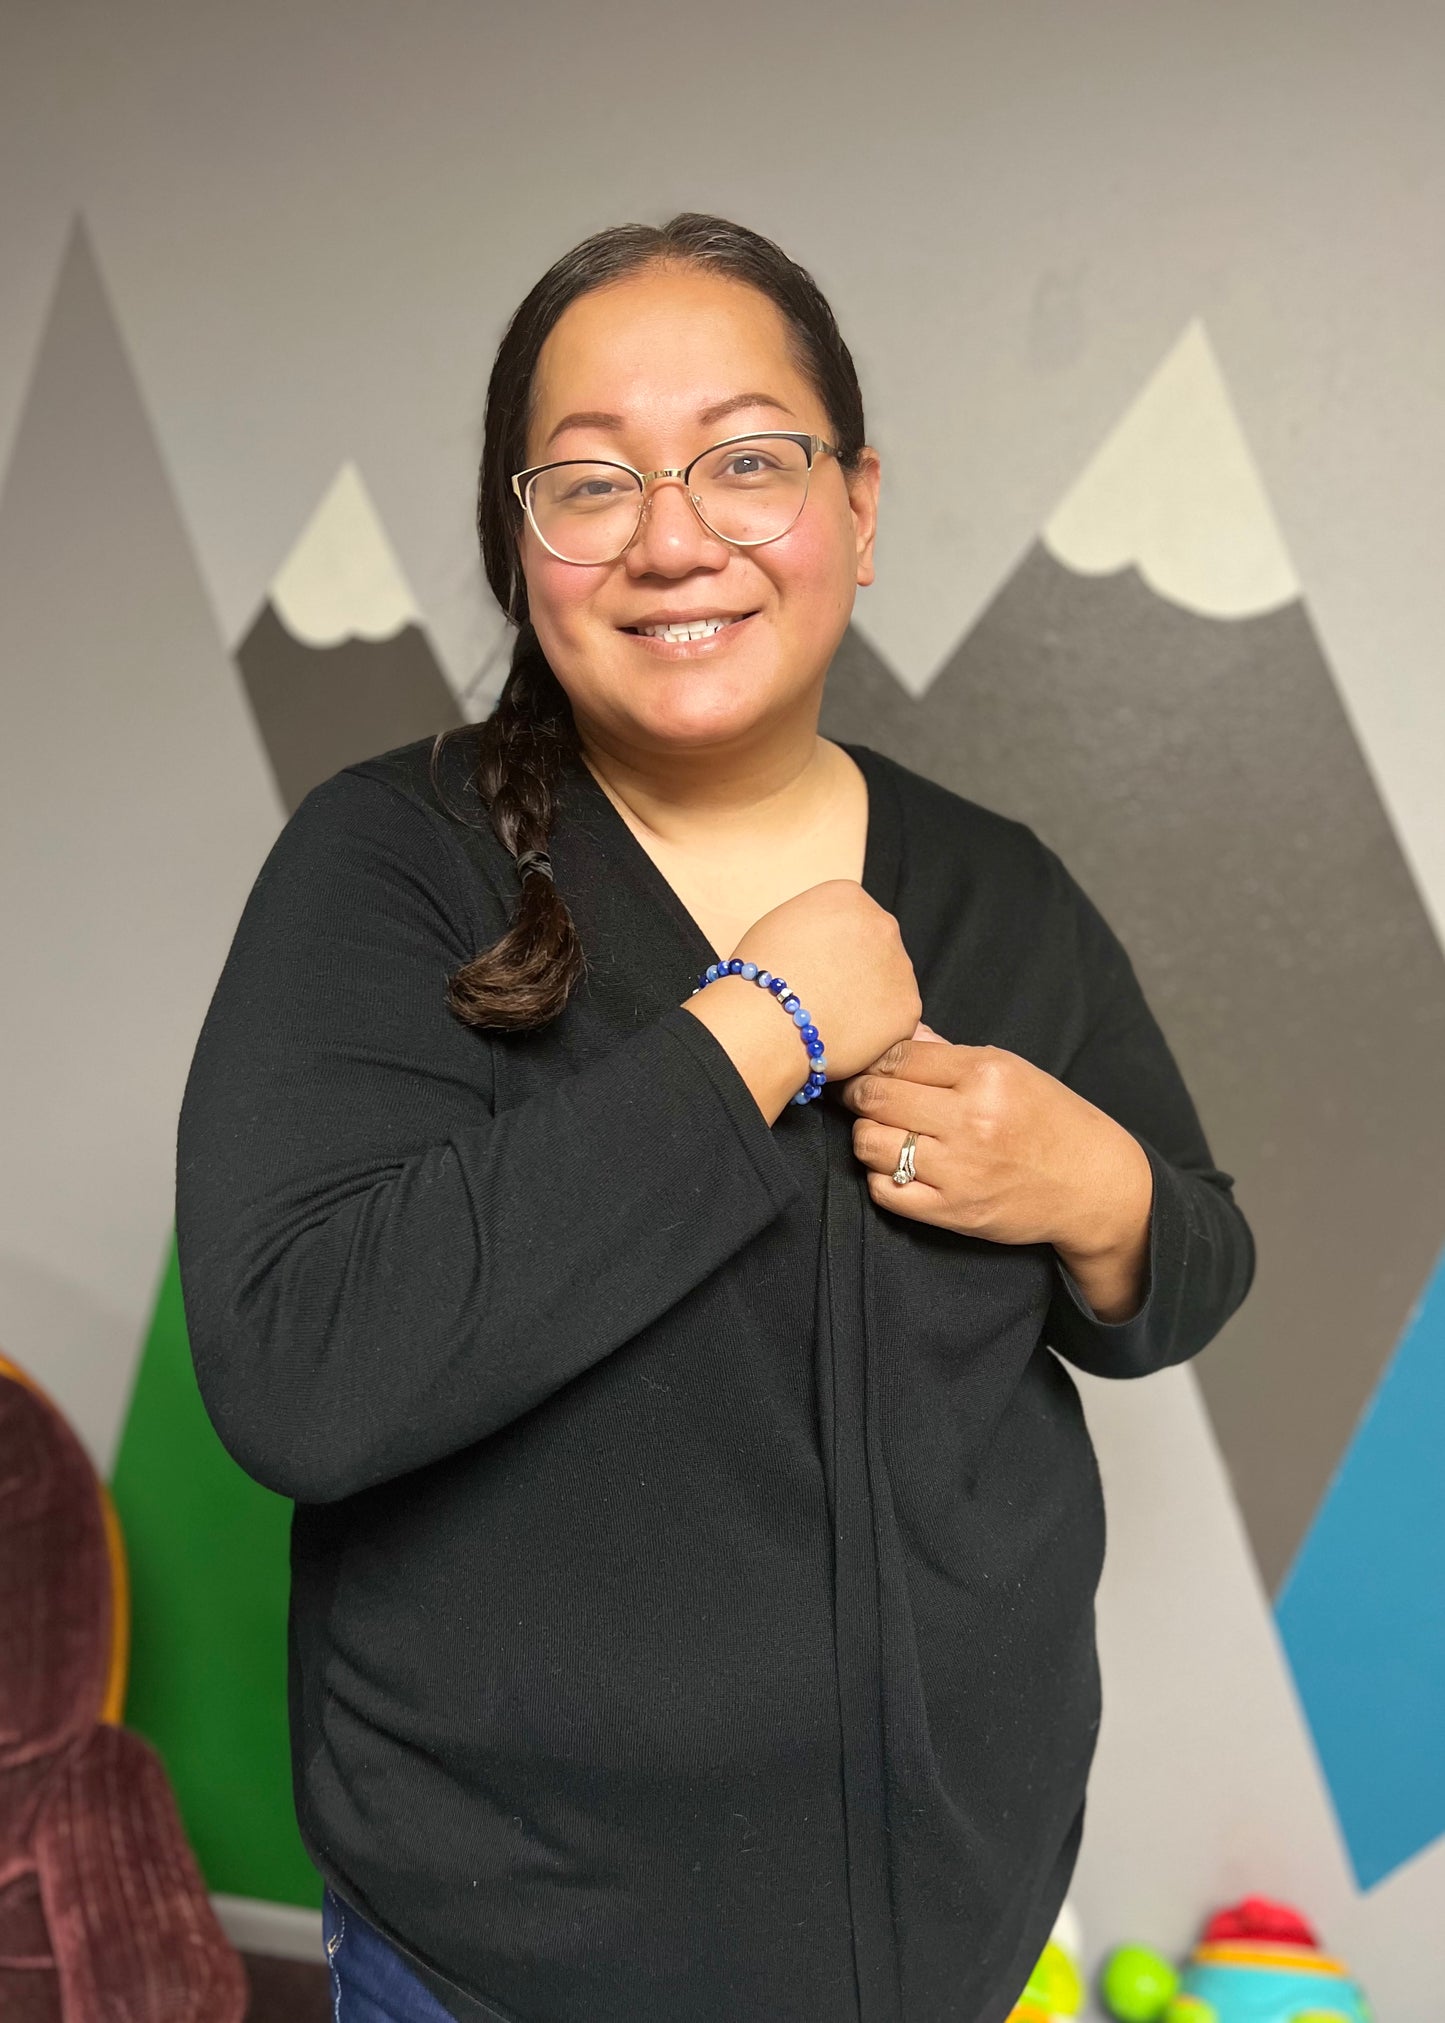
[
  {"x1": 730, "y1": 880, "x2": 923, "y2": 1082},
  {"x1": 681, "y1": 881, "x2": 922, "y2": 1123}
]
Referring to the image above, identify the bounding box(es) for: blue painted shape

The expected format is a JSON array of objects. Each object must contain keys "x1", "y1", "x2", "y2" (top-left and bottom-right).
[{"x1": 1277, "y1": 1241, "x2": 1445, "y2": 1888}]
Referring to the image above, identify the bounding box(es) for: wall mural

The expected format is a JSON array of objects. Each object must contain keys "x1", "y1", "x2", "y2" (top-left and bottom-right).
[
  {"x1": 5, "y1": 223, "x2": 1441, "y2": 1978},
  {"x1": 238, "y1": 462, "x2": 464, "y2": 812},
  {"x1": 821, "y1": 319, "x2": 1440, "y2": 1893},
  {"x1": 819, "y1": 323, "x2": 1445, "y2": 1893}
]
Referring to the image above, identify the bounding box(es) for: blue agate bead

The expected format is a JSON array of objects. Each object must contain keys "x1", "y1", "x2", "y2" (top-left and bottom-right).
[{"x1": 689, "y1": 960, "x2": 825, "y2": 1108}]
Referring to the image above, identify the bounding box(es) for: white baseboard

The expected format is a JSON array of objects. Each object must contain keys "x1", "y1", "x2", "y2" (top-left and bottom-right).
[{"x1": 211, "y1": 1893, "x2": 323, "y2": 1962}]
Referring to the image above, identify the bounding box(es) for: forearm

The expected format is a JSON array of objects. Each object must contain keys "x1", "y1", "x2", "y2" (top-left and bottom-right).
[
  {"x1": 680, "y1": 980, "x2": 810, "y2": 1125},
  {"x1": 1051, "y1": 1121, "x2": 1155, "y2": 1323},
  {"x1": 178, "y1": 1006, "x2": 801, "y2": 1503},
  {"x1": 1036, "y1": 841, "x2": 1256, "y2": 1375},
  {"x1": 1046, "y1": 1138, "x2": 1255, "y2": 1380}
]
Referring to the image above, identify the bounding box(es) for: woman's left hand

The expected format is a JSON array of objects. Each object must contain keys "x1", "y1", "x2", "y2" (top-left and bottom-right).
[{"x1": 839, "y1": 1020, "x2": 1155, "y2": 1314}]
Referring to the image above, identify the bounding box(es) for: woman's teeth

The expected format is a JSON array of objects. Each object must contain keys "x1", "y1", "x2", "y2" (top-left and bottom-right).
[{"x1": 635, "y1": 616, "x2": 738, "y2": 641}]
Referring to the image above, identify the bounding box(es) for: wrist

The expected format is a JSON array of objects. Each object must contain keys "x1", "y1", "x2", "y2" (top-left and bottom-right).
[
  {"x1": 681, "y1": 980, "x2": 812, "y2": 1125},
  {"x1": 1054, "y1": 1124, "x2": 1153, "y2": 1269}
]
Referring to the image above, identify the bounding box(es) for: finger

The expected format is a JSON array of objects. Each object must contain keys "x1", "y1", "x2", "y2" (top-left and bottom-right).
[
  {"x1": 863, "y1": 1164, "x2": 949, "y2": 1222},
  {"x1": 850, "y1": 1117, "x2": 940, "y2": 1186},
  {"x1": 841, "y1": 1074, "x2": 951, "y2": 1133},
  {"x1": 864, "y1": 1035, "x2": 991, "y2": 1086}
]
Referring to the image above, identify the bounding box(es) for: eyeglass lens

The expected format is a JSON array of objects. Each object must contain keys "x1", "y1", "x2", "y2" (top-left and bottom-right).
[{"x1": 525, "y1": 436, "x2": 813, "y2": 563}]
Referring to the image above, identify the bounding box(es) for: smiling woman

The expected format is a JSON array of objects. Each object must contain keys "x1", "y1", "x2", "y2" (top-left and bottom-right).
[
  {"x1": 175, "y1": 210, "x2": 1255, "y2": 2023},
  {"x1": 439, "y1": 215, "x2": 883, "y2": 1018}
]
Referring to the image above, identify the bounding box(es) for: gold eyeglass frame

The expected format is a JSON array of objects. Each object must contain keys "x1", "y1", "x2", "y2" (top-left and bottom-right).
[{"x1": 510, "y1": 430, "x2": 839, "y2": 564}]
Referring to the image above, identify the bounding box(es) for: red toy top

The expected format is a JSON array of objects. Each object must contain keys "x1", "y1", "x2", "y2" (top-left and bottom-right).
[{"x1": 1201, "y1": 1896, "x2": 1320, "y2": 1950}]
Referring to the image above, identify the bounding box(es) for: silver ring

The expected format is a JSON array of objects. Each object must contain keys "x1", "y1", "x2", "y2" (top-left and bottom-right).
[{"x1": 891, "y1": 1130, "x2": 918, "y2": 1187}]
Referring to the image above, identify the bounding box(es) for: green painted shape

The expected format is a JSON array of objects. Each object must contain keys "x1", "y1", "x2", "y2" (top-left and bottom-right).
[{"x1": 109, "y1": 1236, "x2": 321, "y2": 1908}]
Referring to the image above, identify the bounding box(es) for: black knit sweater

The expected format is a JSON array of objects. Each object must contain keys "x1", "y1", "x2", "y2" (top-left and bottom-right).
[{"x1": 175, "y1": 730, "x2": 1254, "y2": 2023}]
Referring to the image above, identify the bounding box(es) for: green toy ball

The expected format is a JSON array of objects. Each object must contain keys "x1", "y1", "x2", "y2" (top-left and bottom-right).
[{"x1": 1099, "y1": 1945, "x2": 1180, "y2": 2022}]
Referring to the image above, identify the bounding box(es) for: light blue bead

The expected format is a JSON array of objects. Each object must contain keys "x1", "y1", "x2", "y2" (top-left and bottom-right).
[
  {"x1": 741, "y1": 962, "x2": 758, "y2": 979},
  {"x1": 756, "y1": 970, "x2": 772, "y2": 987},
  {"x1": 705, "y1": 964, "x2": 720, "y2": 979}
]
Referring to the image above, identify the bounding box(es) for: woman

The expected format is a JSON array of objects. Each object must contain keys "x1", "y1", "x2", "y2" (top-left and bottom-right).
[{"x1": 176, "y1": 214, "x2": 1255, "y2": 2023}]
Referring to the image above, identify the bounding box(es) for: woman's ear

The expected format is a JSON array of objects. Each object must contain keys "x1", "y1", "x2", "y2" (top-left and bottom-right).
[{"x1": 849, "y1": 448, "x2": 881, "y2": 588}]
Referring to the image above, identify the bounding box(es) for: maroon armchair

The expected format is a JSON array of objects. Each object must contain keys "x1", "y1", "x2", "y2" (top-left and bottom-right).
[{"x1": 0, "y1": 1352, "x2": 247, "y2": 2022}]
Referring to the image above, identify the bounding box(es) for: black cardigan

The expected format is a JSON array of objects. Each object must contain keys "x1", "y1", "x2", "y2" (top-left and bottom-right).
[{"x1": 174, "y1": 730, "x2": 1254, "y2": 2023}]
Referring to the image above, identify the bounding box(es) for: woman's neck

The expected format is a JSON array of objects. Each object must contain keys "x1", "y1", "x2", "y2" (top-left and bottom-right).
[
  {"x1": 575, "y1": 729, "x2": 869, "y2": 962},
  {"x1": 576, "y1": 726, "x2": 846, "y2": 858}
]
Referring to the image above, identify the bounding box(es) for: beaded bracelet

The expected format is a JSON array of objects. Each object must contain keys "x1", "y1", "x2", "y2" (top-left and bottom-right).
[{"x1": 690, "y1": 960, "x2": 828, "y2": 1106}]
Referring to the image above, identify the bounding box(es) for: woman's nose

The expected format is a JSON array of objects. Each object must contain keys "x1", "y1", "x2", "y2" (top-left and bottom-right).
[{"x1": 623, "y1": 479, "x2": 730, "y2": 576}]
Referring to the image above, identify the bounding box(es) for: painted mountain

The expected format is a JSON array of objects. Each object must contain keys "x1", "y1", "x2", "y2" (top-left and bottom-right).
[
  {"x1": 236, "y1": 462, "x2": 463, "y2": 814},
  {"x1": 0, "y1": 219, "x2": 321, "y2": 1920},
  {"x1": 821, "y1": 321, "x2": 1445, "y2": 1888},
  {"x1": 0, "y1": 220, "x2": 282, "y2": 1477}
]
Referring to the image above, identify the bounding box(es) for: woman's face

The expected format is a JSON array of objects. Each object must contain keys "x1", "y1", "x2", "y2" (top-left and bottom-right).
[{"x1": 518, "y1": 263, "x2": 880, "y2": 760}]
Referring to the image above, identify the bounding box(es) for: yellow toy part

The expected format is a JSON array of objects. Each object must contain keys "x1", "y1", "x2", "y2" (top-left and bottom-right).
[
  {"x1": 1007, "y1": 1902, "x2": 1086, "y2": 2021},
  {"x1": 1164, "y1": 2006, "x2": 1360, "y2": 2023}
]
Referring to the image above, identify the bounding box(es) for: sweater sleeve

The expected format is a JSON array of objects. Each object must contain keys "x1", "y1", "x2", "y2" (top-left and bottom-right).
[
  {"x1": 174, "y1": 769, "x2": 801, "y2": 1504},
  {"x1": 1039, "y1": 849, "x2": 1257, "y2": 1379}
]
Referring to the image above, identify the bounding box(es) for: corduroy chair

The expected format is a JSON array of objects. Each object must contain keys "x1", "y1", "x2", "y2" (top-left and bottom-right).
[{"x1": 0, "y1": 1352, "x2": 248, "y2": 2022}]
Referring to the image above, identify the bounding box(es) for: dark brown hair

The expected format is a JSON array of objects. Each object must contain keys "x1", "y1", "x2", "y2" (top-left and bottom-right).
[{"x1": 431, "y1": 211, "x2": 868, "y2": 1031}]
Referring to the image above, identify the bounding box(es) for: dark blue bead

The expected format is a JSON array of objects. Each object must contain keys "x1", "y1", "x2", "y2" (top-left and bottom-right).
[
  {"x1": 782, "y1": 995, "x2": 800, "y2": 1014},
  {"x1": 807, "y1": 1039, "x2": 825, "y2": 1058},
  {"x1": 727, "y1": 958, "x2": 745, "y2": 974},
  {"x1": 768, "y1": 977, "x2": 787, "y2": 994},
  {"x1": 801, "y1": 1024, "x2": 818, "y2": 1043}
]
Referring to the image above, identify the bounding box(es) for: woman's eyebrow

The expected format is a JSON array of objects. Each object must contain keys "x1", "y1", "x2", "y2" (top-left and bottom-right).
[
  {"x1": 697, "y1": 391, "x2": 796, "y2": 428},
  {"x1": 543, "y1": 391, "x2": 796, "y2": 450}
]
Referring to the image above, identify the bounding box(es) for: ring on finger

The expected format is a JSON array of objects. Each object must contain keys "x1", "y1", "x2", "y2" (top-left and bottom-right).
[{"x1": 891, "y1": 1130, "x2": 919, "y2": 1187}]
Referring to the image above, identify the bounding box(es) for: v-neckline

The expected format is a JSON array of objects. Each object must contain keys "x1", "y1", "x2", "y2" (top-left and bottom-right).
[{"x1": 557, "y1": 738, "x2": 903, "y2": 975}]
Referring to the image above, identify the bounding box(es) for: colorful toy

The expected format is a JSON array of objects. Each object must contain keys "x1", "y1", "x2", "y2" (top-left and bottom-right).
[
  {"x1": 1099, "y1": 1895, "x2": 1373, "y2": 2023},
  {"x1": 1007, "y1": 1899, "x2": 1086, "y2": 2021}
]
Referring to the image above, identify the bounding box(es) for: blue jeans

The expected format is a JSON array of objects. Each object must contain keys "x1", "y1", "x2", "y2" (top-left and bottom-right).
[{"x1": 322, "y1": 1885, "x2": 459, "y2": 2022}]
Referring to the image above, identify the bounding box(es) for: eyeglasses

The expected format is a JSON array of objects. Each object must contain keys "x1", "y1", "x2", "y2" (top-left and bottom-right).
[{"x1": 510, "y1": 431, "x2": 839, "y2": 566}]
